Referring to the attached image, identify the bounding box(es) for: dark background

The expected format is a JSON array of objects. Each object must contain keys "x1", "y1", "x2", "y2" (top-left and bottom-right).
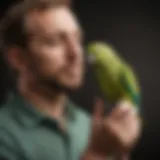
[{"x1": 0, "y1": 0, "x2": 160, "y2": 159}]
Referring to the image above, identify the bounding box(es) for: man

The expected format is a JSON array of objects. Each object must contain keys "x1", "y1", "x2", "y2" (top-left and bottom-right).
[{"x1": 0, "y1": 0, "x2": 141, "y2": 159}]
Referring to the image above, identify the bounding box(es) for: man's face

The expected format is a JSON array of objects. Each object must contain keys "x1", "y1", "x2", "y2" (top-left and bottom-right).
[{"x1": 23, "y1": 6, "x2": 84, "y2": 90}]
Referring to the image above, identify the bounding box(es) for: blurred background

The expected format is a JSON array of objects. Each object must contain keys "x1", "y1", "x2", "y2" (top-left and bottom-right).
[{"x1": 0, "y1": 0, "x2": 160, "y2": 159}]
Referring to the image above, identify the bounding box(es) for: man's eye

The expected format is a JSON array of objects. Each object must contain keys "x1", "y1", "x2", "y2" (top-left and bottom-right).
[{"x1": 42, "y1": 36, "x2": 62, "y2": 46}]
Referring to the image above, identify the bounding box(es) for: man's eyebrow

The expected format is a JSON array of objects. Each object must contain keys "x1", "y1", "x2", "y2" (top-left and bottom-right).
[
  {"x1": 27, "y1": 27, "x2": 85, "y2": 40},
  {"x1": 27, "y1": 30, "x2": 58, "y2": 39}
]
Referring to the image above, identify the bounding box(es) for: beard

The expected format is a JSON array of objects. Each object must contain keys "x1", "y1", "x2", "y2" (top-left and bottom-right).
[
  {"x1": 31, "y1": 63, "x2": 83, "y2": 94},
  {"x1": 38, "y1": 75, "x2": 77, "y2": 93},
  {"x1": 25, "y1": 49, "x2": 84, "y2": 94}
]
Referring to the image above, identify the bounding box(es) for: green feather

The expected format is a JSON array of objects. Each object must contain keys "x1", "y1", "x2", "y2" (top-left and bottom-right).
[{"x1": 87, "y1": 41, "x2": 141, "y2": 111}]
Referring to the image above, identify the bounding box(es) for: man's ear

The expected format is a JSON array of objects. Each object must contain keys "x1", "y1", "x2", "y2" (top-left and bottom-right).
[{"x1": 5, "y1": 47, "x2": 26, "y2": 71}]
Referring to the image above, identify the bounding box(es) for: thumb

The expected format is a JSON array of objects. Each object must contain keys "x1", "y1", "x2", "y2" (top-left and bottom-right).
[{"x1": 92, "y1": 98, "x2": 104, "y2": 121}]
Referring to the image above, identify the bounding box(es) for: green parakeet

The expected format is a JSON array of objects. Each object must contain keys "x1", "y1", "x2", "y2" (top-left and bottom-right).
[{"x1": 87, "y1": 42, "x2": 141, "y2": 111}]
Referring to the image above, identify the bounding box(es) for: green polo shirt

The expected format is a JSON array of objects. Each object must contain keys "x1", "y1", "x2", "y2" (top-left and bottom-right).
[{"x1": 0, "y1": 93, "x2": 91, "y2": 160}]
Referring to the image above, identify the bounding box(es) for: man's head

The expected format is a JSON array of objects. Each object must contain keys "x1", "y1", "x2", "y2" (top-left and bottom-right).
[{"x1": 0, "y1": 0, "x2": 84, "y2": 92}]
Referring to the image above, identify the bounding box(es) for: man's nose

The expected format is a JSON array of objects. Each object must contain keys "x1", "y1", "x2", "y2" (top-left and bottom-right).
[{"x1": 66, "y1": 40, "x2": 81, "y2": 60}]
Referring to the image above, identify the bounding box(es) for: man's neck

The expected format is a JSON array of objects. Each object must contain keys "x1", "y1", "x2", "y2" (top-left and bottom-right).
[{"x1": 17, "y1": 77, "x2": 67, "y2": 120}]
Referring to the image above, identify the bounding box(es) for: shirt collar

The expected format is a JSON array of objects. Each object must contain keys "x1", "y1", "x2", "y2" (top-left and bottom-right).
[{"x1": 7, "y1": 92, "x2": 76, "y2": 128}]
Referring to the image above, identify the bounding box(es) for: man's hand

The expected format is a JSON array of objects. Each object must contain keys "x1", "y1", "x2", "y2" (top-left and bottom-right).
[{"x1": 82, "y1": 99, "x2": 142, "y2": 159}]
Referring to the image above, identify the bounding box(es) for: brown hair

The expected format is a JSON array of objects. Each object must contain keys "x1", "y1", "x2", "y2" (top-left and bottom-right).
[{"x1": 0, "y1": 0, "x2": 70, "y2": 52}]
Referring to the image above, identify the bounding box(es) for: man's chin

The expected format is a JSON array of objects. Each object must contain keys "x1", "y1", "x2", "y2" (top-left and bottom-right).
[
  {"x1": 61, "y1": 80, "x2": 83, "y2": 91},
  {"x1": 42, "y1": 78, "x2": 83, "y2": 93}
]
